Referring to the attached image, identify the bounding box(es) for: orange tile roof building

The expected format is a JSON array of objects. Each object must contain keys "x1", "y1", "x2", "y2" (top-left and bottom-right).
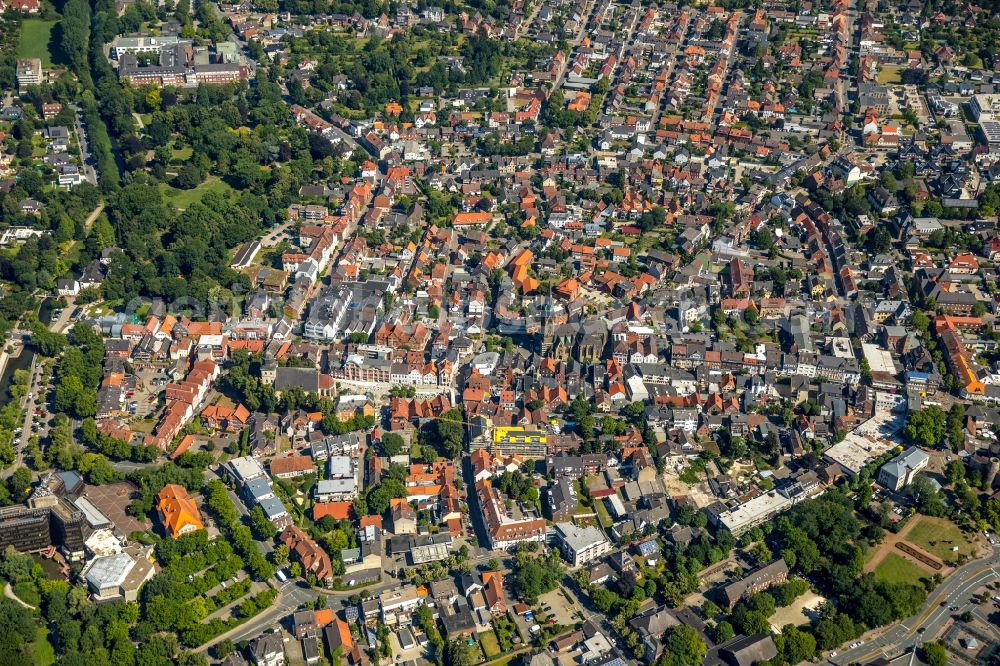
[{"x1": 156, "y1": 484, "x2": 204, "y2": 538}]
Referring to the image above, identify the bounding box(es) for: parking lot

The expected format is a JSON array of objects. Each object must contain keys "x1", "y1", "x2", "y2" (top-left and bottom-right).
[
  {"x1": 130, "y1": 366, "x2": 167, "y2": 420},
  {"x1": 536, "y1": 588, "x2": 582, "y2": 627},
  {"x1": 388, "y1": 627, "x2": 432, "y2": 663}
]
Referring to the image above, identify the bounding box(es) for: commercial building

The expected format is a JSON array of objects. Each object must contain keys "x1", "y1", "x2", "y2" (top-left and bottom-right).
[
  {"x1": 304, "y1": 283, "x2": 385, "y2": 341},
  {"x1": 552, "y1": 522, "x2": 610, "y2": 567},
  {"x1": 823, "y1": 423, "x2": 898, "y2": 477},
  {"x1": 111, "y1": 37, "x2": 249, "y2": 88},
  {"x1": 108, "y1": 35, "x2": 182, "y2": 58},
  {"x1": 0, "y1": 505, "x2": 52, "y2": 553},
  {"x1": 315, "y1": 478, "x2": 357, "y2": 502},
  {"x1": 490, "y1": 425, "x2": 549, "y2": 458},
  {"x1": 386, "y1": 532, "x2": 452, "y2": 564},
  {"x1": 709, "y1": 472, "x2": 822, "y2": 535},
  {"x1": 48, "y1": 500, "x2": 92, "y2": 561},
  {"x1": 877, "y1": 447, "x2": 929, "y2": 491},
  {"x1": 0, "y1": 472, "x2": 95, "y2": 560},
  {"x1": 83, "y1": 546, "x2": 155, "y2": 602},
  {"x1": 229, "y1": 456, "x2": 268, "y2": 486},
  {"x1": 969, "y1": 94, "x2": 1000, "y2": 154}
]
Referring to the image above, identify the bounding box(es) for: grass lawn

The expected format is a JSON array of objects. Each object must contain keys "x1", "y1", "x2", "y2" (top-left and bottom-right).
[
  {"x1": 874, "y1": 553, "x2": 928, "y2": 586},
  {"x1": 31, "y1": 626, "x2": 56, "y2": 666},
  {"x1": 479, "y1": 631, "x2": 501, "y2": 658},
  {"x1": 130, "y1": 418, "x2": 157, "y2": 434},
  {"x1": 160, "y1": 176, "x2": 234, "y2": 209},
  {"x1": 905, "y1": 515, "x2": 981, "y2": 564},
  {"x1": 170, "y1": 145, "x2": 194, "y2": 162},
  {"x1": 215, "y1": 395, "x2": 235, "y2": 409},
  {"x1": 877, "y1": 66, "x2": 903, "y2": 84},
  {"x1": 17, "y1": 20, "x2": 57, "y2": 67},
  {"x1": 594, "y1": 498, "x2": 613, "y2": 528}
]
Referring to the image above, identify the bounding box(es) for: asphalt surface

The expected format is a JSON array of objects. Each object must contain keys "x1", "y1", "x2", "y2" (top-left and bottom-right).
[
  {"x1": 193, "y1": 578, "x2": 318, "y2": 653},
  {"x1": 830, "y1": 545, "x2": 1000, "y2": 664},
  {"x1": 2, "y1": 355, "x2": 39, "y2": 479},
  {"x1": 69, "y1": 104, "x2": 98, "y2": 185}
]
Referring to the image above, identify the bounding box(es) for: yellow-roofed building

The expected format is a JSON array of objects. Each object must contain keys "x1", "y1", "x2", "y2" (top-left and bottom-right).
[{"x1": 492, "y1": 426, "x2": 548, "y2": 457}]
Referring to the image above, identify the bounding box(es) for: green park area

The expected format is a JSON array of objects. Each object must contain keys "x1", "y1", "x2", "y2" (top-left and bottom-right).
[
  {"x1": 905, "y1": 515, "x2": 981, "y2": 564},
  {"x1": 159, "y1": 176, "x2": 235, "y2": 210},
  {"x1": 479, "y1": 631, "x2": 501, "y2": 658},
  {"x1": 874, "y1": 553, "x2": 928, "y2": 586}
]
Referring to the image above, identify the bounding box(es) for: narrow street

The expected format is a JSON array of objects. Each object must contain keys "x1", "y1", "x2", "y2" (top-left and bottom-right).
[{"x1": 70, "y1": 103, "x2": 99, "y2": 186}]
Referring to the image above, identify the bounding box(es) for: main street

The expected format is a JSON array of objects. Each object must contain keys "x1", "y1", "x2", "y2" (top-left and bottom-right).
[{"x1": 830, "y1": 545, "x2": 1000, "y2": 664}]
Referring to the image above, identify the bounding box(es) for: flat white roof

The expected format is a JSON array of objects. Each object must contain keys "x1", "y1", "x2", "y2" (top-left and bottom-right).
[
  {"x1": 554, "y1": 522, "x2": 608, "y2": 551},
  {"x1": 85, "y1": 528, "x2": 122, "y2": 558},
  {"x1": 825, "y1": 431, "x2": 895, "y2": 475},
  {"x1": 73, "y1": 497, "x2": 111, "y2": 528},
  {"x1": 317, "y1": 478, "x2": 356, "y2": 493},
  {"x1": 230, "y1": 455, "x2": 267, "y2": 483},
  {"x1": 862, "y1": 343, "x2": 898, "y2": 374},
  {"x1": 380, "y1": 585, "x2": 420, "y2": 610},
  {"x1": 718, "y1": 491, "x2": 791, "y2": 533},
  {"x1": 327, "y1": 456, "x2": 354, "y2": 479}
]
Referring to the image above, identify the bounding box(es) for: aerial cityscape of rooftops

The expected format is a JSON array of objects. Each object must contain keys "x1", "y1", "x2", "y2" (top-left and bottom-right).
[{"x1": 3, "y1": 0, "x2": 1000, "y2": 663}]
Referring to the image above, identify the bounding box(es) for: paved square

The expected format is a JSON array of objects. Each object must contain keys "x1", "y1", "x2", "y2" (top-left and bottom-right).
[{"x1": 83, "y1": 482, "x2": 149, "y2": 535}]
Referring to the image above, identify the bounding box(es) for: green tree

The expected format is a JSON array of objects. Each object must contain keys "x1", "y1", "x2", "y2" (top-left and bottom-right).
[
  {"x1": 777, "y1": 625, "x2": 817, "y2": 663},
  {"x1": 911, "y1": 475, "x2": 946, "y2": 516},
  {"x1": 423, "y1": 408, "x2": 465, "y2": 458},
  {"x1": 381, "y1": 433, "x2": 405, "y2": 456},
  {"x1": 657, "y1": 625, "x2": 707, "y2": 666},
  {"x1": 902, "y1": 405, "x2": 946, "y2": 448},
  {"x1": 365, "y1": 479, "x2": 407, "y2": 515},
  {"x1": 921, "y1": 641, "x2": 947, "y2": 666},
  {"x1": 713, "y1": 621, "x2": 734, "y2": 643},
  {"x1": 445, "y1": 638, "x2": 477, "y2": 666},
  {"x1": 6, "y1": 467, "x2": 33, "y2": 503}
]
